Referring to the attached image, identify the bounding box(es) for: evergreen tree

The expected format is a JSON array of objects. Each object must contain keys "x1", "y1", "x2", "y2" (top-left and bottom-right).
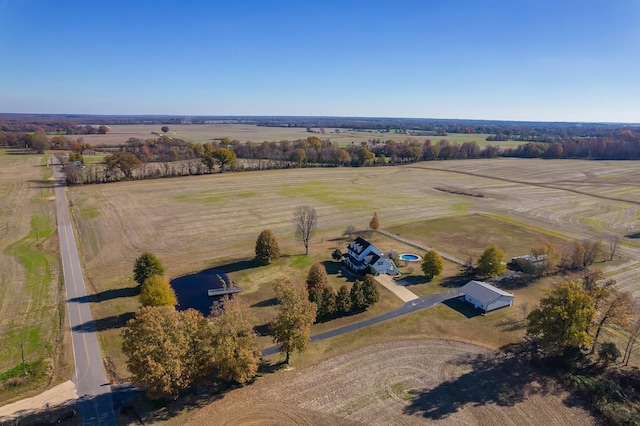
[
  {"x1": 362, "y1": 275, "x2": 380, "y2": 307},
  {"x1": 133, "y1": 252, "x2": 165, "y2": 286},
  {"x1": 336, "y1": 285, "x2": 352, "y2": 314},
  {"x1": 350, "y1": 281, "x2": 366, "y2": 312}
]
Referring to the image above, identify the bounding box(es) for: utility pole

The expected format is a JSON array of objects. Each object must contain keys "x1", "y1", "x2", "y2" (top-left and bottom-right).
[{"x1": 20, "y1": 341, "x2": 27, "y2": 376}]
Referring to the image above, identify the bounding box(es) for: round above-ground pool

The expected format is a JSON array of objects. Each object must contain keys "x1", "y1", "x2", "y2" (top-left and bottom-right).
[{"x1": 399, "y1": 253, "x2": 422, "y2": 262}]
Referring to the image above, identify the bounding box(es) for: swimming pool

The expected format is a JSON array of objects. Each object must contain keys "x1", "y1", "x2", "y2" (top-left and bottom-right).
[{"x1": 399, "y1": 253, "x2": 421, "y2": 262}]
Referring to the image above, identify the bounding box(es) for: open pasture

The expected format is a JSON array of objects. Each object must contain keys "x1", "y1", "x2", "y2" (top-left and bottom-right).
[
  {"x1": 0, "y1": 150, "x2": 69, "y2": 404},
  {"x1": 76, "y1": 123, "x2": 522, "y2": 149},
  {"x1": 184, "y1": 340, "x2": 593, "y2": 426},
  {"x1": 387, "y1": 214, "x2": 569, "y2": 263}
]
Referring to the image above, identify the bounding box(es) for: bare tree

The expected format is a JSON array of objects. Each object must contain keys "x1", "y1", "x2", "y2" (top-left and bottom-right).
[
  {"x1": 623, "y1": 317, "x2": 640, "y2": 366},
  {"x1": 294, "y1": 205, "x2": 318, "y2": 255},
  {"x1": 608, "y1": 235, "x2": 621, "y2": 261}
]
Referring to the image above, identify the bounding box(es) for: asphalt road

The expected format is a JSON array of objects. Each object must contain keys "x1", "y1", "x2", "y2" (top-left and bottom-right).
[
  {"x1": 53, "y1": 161, "x2": 116, "y2": 425},
  {"x1": 263, "y1": 289, "x2": 460, "y2": 357}
]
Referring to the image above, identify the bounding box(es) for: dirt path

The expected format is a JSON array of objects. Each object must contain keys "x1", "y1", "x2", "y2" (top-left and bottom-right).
[
  {"x1": 185, "y1": 340, "x2": 594, "y2": 426},
  {"x1": 0, "y1": 380, "x2": 77, "y2": 421}
]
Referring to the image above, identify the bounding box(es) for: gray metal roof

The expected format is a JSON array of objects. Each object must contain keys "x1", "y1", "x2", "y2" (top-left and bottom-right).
[{"x1": 460, "y1": 280, "x2": 514, "y2": 305}]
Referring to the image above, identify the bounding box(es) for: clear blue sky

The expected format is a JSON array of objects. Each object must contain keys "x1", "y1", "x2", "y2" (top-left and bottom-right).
[{"x1": 1, "y1": 0, "x2": 639, "y2": 122}]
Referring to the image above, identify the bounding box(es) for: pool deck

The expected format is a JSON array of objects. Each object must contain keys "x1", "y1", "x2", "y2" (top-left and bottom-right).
[{"x1": 374, "y1": 274, "x2": 419, "y2": 303}]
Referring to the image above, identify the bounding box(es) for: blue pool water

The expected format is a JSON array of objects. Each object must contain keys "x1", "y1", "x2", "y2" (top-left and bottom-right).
[{"x1": 400, "y1": 253, "x2": 420, "y2": 261}]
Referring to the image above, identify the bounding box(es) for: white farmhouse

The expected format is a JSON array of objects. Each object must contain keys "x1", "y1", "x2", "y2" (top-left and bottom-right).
[
  {"x1": 343, "y1": 237, "x2": 398, "y2": 275},
  {"x1": 459, "y1": 280, "x2": 514, "y2": 313}
]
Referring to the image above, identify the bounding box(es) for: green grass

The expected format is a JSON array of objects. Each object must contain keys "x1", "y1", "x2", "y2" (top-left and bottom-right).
[
  {"x1": 173, "y1": 193, "x2": 223, "y2": 204},
  {"x1": 450, "y1": 202, "x2": 473, "y2": 212},
  {"x1": 83, "y1": 155, "x2": 106, "y2": 164},
  {"x1": 3, "y1": 210, "x2": 57, "y2": 367},
  {"x1": 386, "y1": 213, "x2": 569, "y2": 263},
  {"x1": 0, "y1": 359, "x2": 46, "y2": 381}
]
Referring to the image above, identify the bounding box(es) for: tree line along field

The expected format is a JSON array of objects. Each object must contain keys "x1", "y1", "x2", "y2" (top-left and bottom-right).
[
  {"x1": 0, "y1": 150, "x2": 71, "y2": 405},
  {"x1": 63, "y1": 157, "x2": 640, "y2": 383},
  {"x1": 73, "y1": 123, "x2": 527, "y2": 149}
]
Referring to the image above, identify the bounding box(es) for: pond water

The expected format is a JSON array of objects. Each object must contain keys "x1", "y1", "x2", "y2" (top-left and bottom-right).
[{"x1": 170, "y1": 269, "x2": 231, "y2": 316}]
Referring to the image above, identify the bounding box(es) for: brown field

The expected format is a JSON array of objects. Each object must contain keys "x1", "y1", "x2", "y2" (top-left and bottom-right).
[
  {"x1": 183, "y1": 340, "x2": 593, "y2": 426},
  {"x1": 74, "y1": 123, "x2": 524, "y2": 149},
  {"x1": 0, "y1": 150, "x2": 71, "y2": 405},
  {"x1": 66, "y1": 157, "x2": 640, "y2": 385}
]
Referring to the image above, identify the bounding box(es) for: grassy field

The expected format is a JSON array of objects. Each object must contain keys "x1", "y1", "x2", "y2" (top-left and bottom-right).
[
  {"x1": 65, "y1": 158, "x2": 640, "y2": 389},
  {"x1": 0, "y1": 150, "x2": 71, "y2": 405},
  {"x1": 74, "y1": 123, "x2": 526, "y2": 149}
]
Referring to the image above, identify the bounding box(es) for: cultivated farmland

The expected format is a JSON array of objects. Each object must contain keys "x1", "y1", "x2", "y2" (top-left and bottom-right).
[
  {"x1": 76, "y1": 123, "x2": 523, "y2": 148},
  {"x1": 184, "y1": 340, "x2": 594, "y2": 426}
]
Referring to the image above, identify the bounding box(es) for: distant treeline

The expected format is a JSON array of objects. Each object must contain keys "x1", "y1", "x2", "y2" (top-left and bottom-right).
[
  {"x1": 0, "y1": 121, "x2": 108, "y2": 136},
  {"x1": 54, "y1": 128, "x2": 640, "y2": 185},
  {"x1": 503, "y1": 130, "x2": 640, "y2": 160},
  {"x1": 1, "y1": 114, "x2": 638, "y2": 141}
]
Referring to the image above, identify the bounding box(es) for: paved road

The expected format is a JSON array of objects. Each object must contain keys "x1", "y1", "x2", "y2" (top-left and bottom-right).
[
  {"x1": 53, "y1": 161, "x2": 116, "y2": 425},
  {"x1": 263, "y1": 289, "x2": 460, "y2": 357}
]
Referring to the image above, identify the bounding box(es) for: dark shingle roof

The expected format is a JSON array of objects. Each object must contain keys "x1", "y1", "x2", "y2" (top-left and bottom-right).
[{"x1": 349, "y1": 237, "x2": 372, "y2": 255}]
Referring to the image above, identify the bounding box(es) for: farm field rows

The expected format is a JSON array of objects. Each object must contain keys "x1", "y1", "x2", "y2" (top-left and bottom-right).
[
  {"x1": 76, "y1": 123, "x2": 525, "y2": 148},
  {"x1": 184, "y1": 340, "x2": 593, "y2": 426}
]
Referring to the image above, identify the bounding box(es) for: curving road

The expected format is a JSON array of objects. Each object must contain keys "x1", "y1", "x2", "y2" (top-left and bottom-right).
[
  {"x1": 53, "y1": 161, "x2": 116, "y2": 425},
  {"x1": 262, "y1": 289, "x2": 460, "y2": 357}
]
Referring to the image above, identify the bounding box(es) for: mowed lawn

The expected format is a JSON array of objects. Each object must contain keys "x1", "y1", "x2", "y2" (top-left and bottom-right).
[
  {"x1": 0, "y1": 150, "x2": 71, "y2": 404},
  {"x1": 68, "y1": 158, "x2": 640, "y2": 379},
  {"x1": 75, "y1": 123, "x2": 526, "y2": 149}
]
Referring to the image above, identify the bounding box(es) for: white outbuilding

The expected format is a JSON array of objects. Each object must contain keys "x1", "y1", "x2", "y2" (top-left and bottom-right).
[{"x1": 459, "y1": 280, "x2": 514, "y2": 313}]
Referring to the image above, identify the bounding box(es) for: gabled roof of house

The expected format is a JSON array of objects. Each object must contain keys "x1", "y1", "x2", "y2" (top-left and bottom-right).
[
  {"x1": 349, "y1": 236, "x2": 372, "y2": 255},
  {"x1": 460, "y1": 280, "x2": 514, "y2": 305},
  {"x1": 344, "y1": 252, "x2": 366, "y2": 269}
]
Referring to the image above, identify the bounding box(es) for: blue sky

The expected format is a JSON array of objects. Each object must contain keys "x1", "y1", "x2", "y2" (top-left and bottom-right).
[{"x1": 0, "y1": 0, "x2": 639, "y2": 122}]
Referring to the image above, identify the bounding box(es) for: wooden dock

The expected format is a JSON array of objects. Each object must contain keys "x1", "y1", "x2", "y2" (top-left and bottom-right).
[{"x1": 207, "y1": 287, "x2": 242, "y2": 297}]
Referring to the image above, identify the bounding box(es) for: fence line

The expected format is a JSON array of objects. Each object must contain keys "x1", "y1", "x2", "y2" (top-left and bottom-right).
[{"x1": 377, "y1": 229, "x2": 465, "y2": 265}]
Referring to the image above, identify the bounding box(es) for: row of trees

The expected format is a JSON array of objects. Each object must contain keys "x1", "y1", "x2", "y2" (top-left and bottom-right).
[{"x1": 306, "y1": 263, "x2": 379, "y2": 321}]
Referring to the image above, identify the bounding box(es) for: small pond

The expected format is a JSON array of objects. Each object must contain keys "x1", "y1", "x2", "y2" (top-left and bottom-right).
[{"x1": 171, "y1": 269, "x2": 232, "y2": 316}]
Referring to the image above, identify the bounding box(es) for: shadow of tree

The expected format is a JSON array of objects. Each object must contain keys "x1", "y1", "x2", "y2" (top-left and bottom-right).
[
  {"x1": 251, "y1": 297, "x2": 277, "y2": 308},
  {"x1": 215, "y1": 259, "x2": 262, "y2": 274},
  {"x1": 321, "y1": 260, "x2": 341, "y2": 274},
  {"x1": 404, "y1": 345, "x2": 558, "y2": 420},
  {"x1": 27, "y1": 179, "x2": 55, "y2": 189},
  {"x1": 494, "y1": 275, "x2": 536, "y2": 290},
  {"x1": 437, "y1": 273, "x2": 473, "y2": 289},
  {"x1": 253, "y1": 323, "x2": 271, "y2": 336},
  {"x1": 402, "y1": 275, "x2": 429, "y2": 285},
  {"x1": 72, "y1": 312, "x2": 134, "y2": 333},
  {"x1": 69, "y1": 286, "x2": 139, "y2": 304}
]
